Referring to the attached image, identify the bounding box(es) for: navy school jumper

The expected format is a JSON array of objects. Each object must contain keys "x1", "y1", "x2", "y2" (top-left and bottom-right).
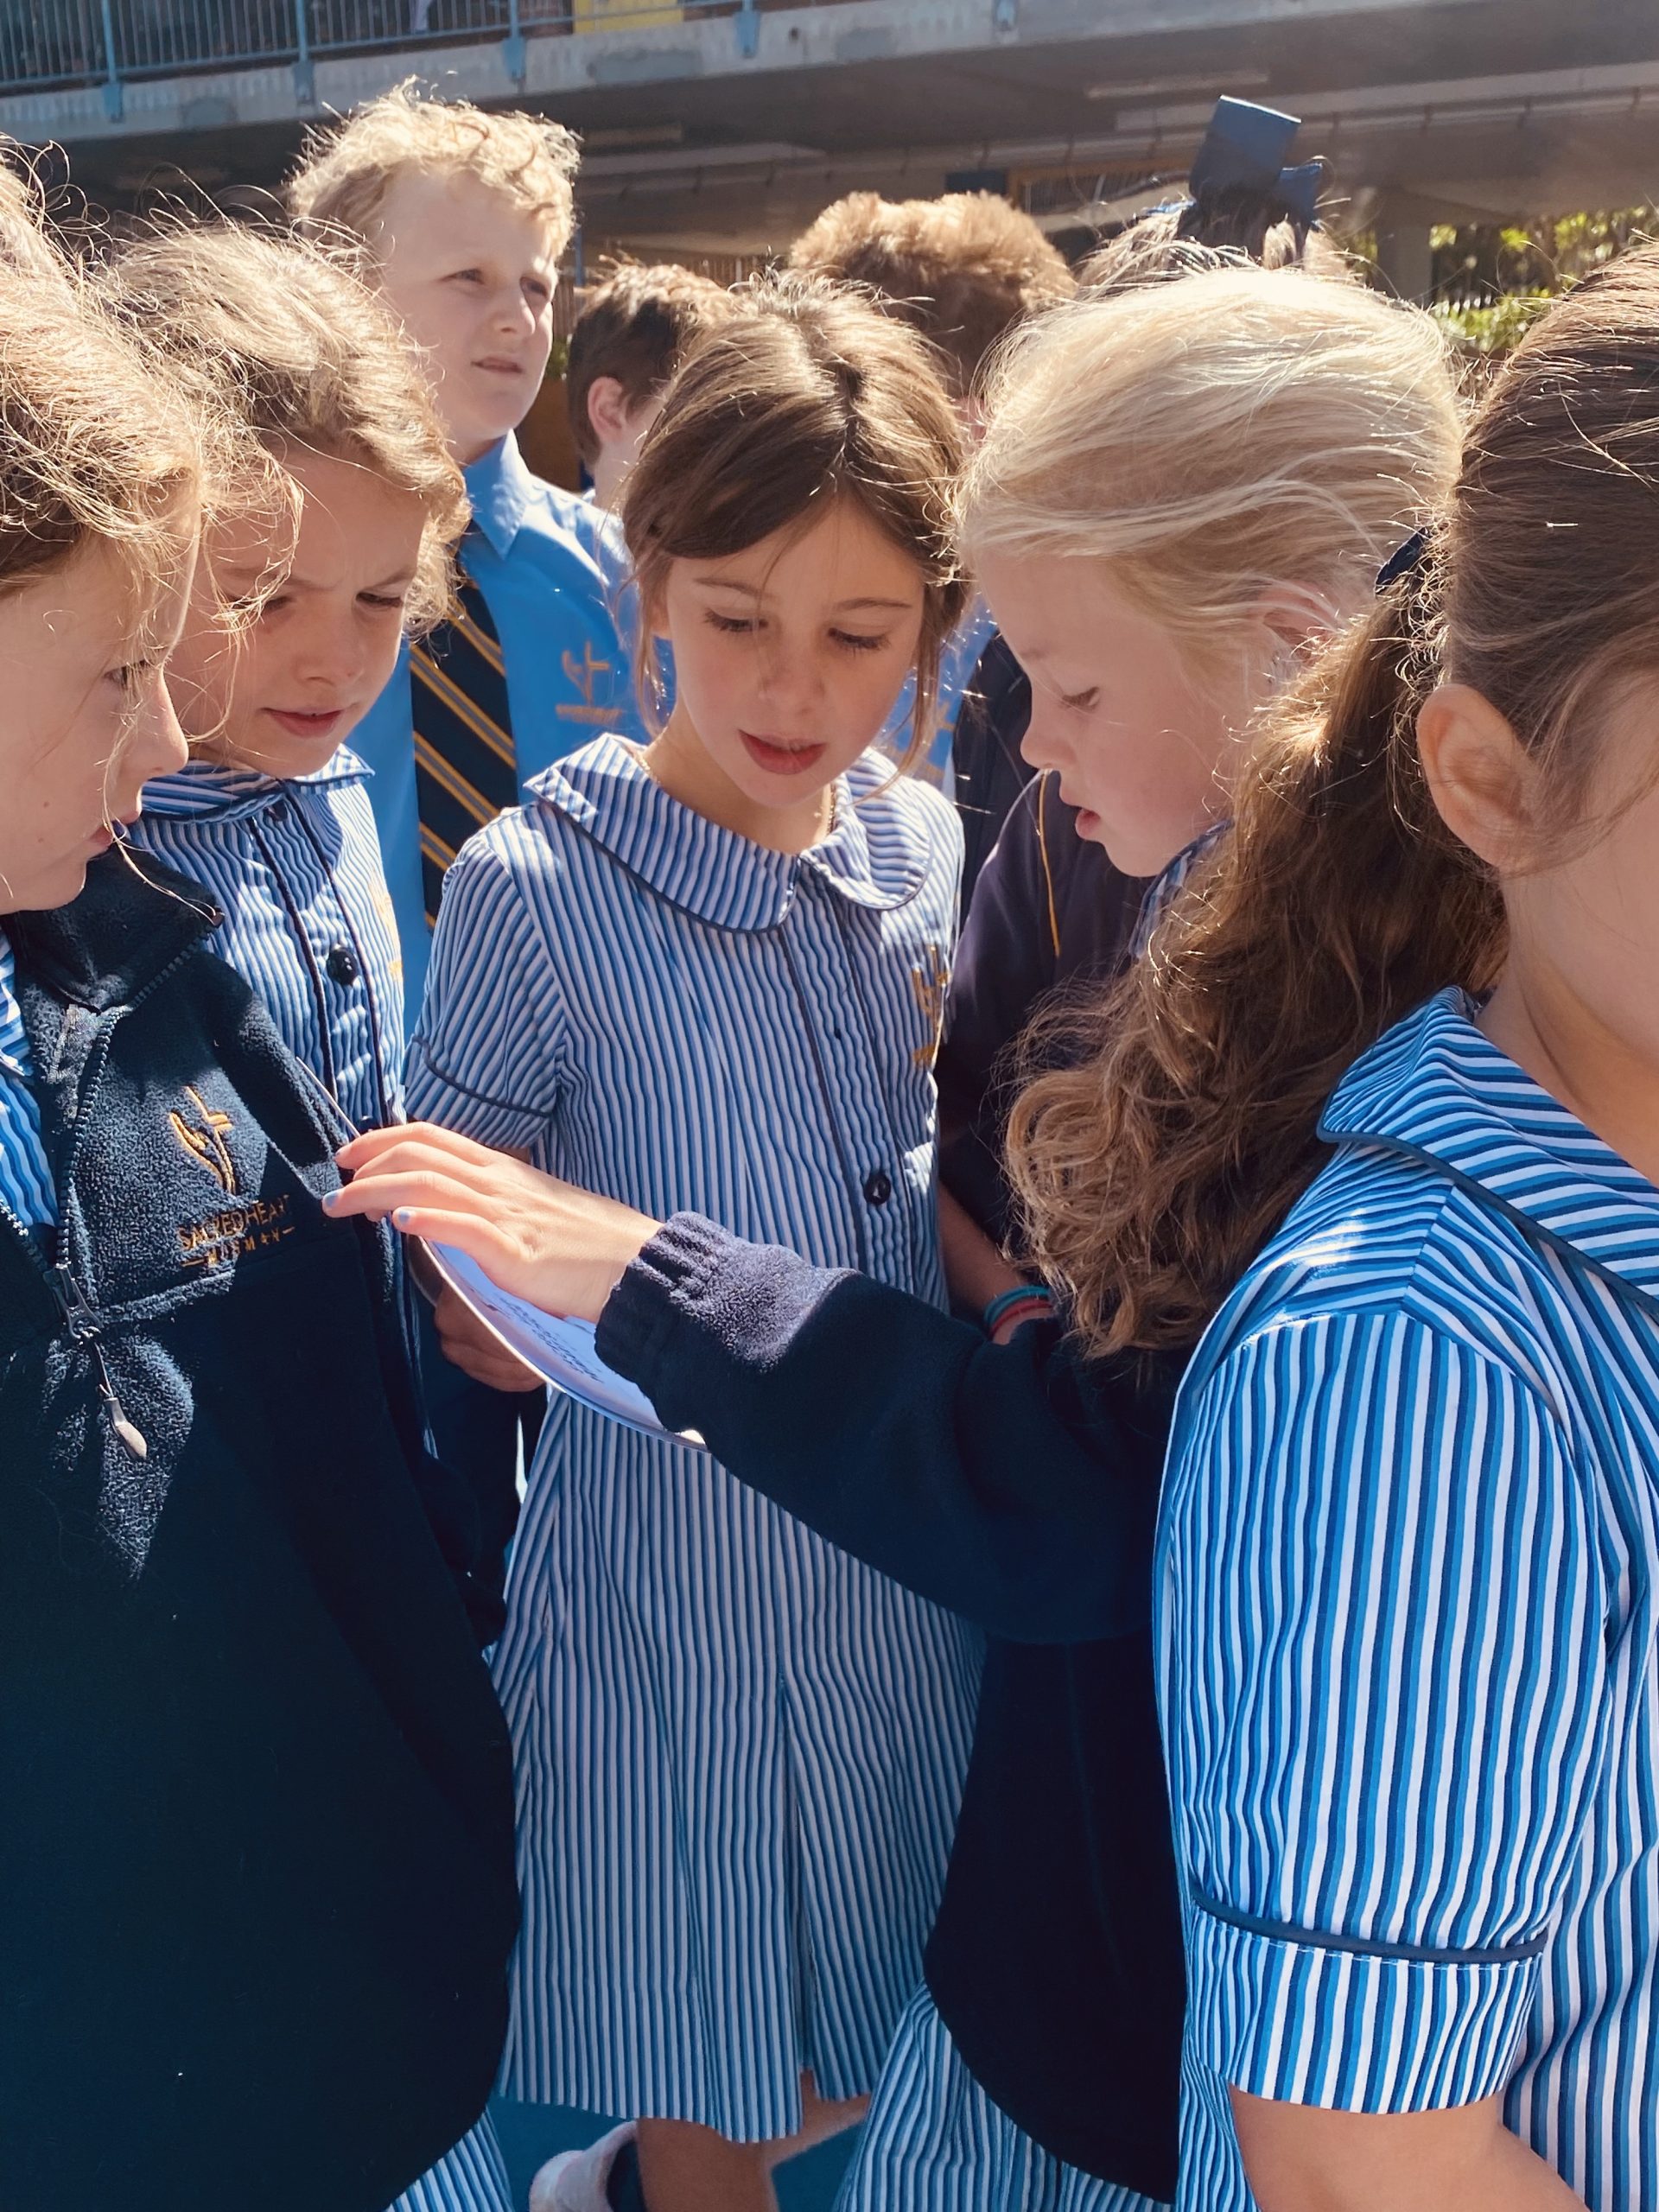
[
  {"x1": 0, "y1": 850, "x2": 517, "y2": 2212},
  {"x1": 597, "y1": 1218, "x2": 1186, "y2": 2200}
]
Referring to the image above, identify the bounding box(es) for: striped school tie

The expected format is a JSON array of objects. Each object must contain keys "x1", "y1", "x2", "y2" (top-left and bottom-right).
[{"x1": 411, "y1": 550, "x2": 517, "y2": 926}]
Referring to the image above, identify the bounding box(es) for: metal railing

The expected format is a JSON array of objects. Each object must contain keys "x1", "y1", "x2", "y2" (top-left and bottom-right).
[{"x1": 0, "y1": 0, "x2": 798, "y2": 108}]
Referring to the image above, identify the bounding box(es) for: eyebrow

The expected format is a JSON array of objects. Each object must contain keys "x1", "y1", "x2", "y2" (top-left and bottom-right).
[
  {"x1": 273, "y1": 569, "x2": 416, "y2": 594},
  {"x1": 696, "y1": 576, "x2": 914, "y2": 613}
]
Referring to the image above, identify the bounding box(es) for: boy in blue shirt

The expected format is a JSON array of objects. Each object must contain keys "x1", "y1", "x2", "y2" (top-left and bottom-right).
[{"x1": 289, "y1": 83, "x2": 647, "y2": 1025}]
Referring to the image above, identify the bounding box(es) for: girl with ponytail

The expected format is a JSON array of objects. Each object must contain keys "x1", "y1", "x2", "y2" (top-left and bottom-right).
[{"x1": 1147, "y1": 247, "x2": 1659, "y2": 2209}]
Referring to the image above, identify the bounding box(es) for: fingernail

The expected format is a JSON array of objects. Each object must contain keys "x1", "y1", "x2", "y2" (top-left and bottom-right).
[
  {"x1": 395, "y1": 1208, "x2": 412, "y2": 1228},
  {"x1": 321, "y1": 1190, "x2": 338, "y2": 1211}
]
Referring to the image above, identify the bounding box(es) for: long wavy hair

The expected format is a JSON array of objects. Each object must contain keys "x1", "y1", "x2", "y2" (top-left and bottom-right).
[{"x1": 1010, "y1": 245, "x2": 1659, "y2": 1355}]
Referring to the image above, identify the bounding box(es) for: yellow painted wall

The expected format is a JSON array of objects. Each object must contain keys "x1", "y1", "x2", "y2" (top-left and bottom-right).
[{"x1": 572, "y1": 0, "x2": 683, "y2": 27}]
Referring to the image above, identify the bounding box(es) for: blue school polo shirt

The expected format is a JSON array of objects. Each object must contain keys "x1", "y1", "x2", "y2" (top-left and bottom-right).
[
  {"x1": 1158, "y1": 988, "x2": 1659, "y2": 2212},
  {"x1": 354, "y1": 432, "x2": 647, "y2": 1027},
  {"x1": 0, "y1": 928, "x2": 54, "y2": 1227}
]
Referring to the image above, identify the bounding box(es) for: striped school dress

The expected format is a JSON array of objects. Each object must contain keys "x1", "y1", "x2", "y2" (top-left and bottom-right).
[
  {"x1": 127, "y1": 758, "x2": 512, "y2": 2212},
  {"x1": 1159, "y1": 988, "x2": 1659, "y2": 2211},
  {"x1": 840, "y1": 1987, "x2": 1166, "y2": 2212},
  {"x1": 410, "y1": 733, "x2": 982, "y2": 2140},
  {"x1": 129, "y1": 753, "x2": 405, "y2": 1130}
]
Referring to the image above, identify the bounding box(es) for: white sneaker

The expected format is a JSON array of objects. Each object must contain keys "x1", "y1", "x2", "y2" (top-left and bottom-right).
[{"x1": 528, "y1": 2123, "x2": 638, "y2": 2212}]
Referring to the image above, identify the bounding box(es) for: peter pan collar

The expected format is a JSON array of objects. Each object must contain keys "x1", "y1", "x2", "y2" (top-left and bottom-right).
[
  {"x1": 140, "y1": 747, "x2": 370, "y2": 824},
  {"x1": 1322, "y1": 988, "x2": 1659, "y2": 1312},
  {"x1": 527, "y1": 732, "x2": 941, "y2": 932}
]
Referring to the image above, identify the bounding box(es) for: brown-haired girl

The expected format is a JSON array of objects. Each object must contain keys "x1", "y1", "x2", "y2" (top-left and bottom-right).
[
  {"x1": 330, "y1": 262, "x2": 1459, "y2": 2212},
  {"x1": 1078, "y1": 249, "x2": 1659, "y2": 2209},
  {"x1": 377, "y1": 274, "x2": 978, "y2": 2211},
  {"x1": 0, "y1": 195, "x2": 516, "y2": 2209}
]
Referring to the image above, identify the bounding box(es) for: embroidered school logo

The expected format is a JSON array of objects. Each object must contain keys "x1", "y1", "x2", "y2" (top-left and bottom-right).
[
  {"x1": 910, "y1": 944, "x2": 949, "y2": 1070},
  {"x1": 168, "y1": 1086, "x2": 238, "y2": 1194},
  {"x1": 556, "y1": 639, "x2": 616, "y2": 725}
]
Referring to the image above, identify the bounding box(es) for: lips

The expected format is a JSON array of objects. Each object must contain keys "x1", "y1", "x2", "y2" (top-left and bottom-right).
[
  {"x1": 741, "y1": 731, "x2": 829, "y2": 778},
  {"x1": 474, "y1": 356, "x2": 524, "y2": 377},
  {"x1": 266, "y1": 708, "x2": 344, "y2": 740}
]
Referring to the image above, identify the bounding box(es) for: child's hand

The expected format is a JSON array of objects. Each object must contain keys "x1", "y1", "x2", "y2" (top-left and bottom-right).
[
  {"x1": 327, "y1": 1122, "x2": 663, "y2": 1325},
  {"x1": 432, "y1": 1281, "x2": 544, "y2": 1393}
]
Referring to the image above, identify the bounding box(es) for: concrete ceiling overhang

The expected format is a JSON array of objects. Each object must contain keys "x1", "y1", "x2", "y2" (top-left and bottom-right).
[{"x1": 12, "y1": 0, "x2": 1659, "y2": 239}]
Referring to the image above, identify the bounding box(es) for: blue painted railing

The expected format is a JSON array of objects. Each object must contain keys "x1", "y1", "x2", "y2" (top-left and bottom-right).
[{"x1": 0, "y1": 0, "x2": 775, "y2": 108}]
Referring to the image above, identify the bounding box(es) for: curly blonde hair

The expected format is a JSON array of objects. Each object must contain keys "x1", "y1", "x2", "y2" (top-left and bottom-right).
[
  {"x1": 288, "y1": 79, "x2": 578, "y2": 261},
  {"x1": 99, "y1": 222, "x2": 467, "y2": 635},
  {"x1": 789, "y1": 191, "x2": 1073, "y2": 398}
]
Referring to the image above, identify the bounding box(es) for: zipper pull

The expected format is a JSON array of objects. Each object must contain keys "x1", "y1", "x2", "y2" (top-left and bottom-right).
[
  {"x1": 53, "y1": 1261, "x2": 149, "y2": 1460},
  {"x1": 106, "y1": 1399, "x2": 149, "y2": 1461}
]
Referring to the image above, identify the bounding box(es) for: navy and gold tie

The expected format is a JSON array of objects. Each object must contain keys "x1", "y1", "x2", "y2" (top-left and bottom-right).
[{"x1": 411, "y1": 551, "x2": 517, "y2": 926}]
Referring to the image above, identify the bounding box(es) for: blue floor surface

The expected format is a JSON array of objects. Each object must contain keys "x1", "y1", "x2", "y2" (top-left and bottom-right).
[{"x1": 492, "y1": 2101, "x2": 857, "y2": 2210}]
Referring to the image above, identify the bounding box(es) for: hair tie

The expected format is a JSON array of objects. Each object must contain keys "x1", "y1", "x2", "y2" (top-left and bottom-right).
[{"x1": 1375, "y1": 529, "x2": 1428, "y2": 594}]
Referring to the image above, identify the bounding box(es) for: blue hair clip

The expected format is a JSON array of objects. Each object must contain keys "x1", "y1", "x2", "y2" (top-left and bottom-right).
[
  {"x1": 1375, "y1": 529, "x2": 1428, "y2": 594},
  {"x1": 1187, "y1": 97, "x2": 1322, "y2": 230}
]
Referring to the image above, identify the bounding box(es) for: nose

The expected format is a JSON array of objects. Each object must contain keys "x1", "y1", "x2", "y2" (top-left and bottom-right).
[
  {"x1": 754, "y1": 640, "x2": 827, "y2": 722},
  {"x1": 1019, "y1": 690, "x2": 1070, "y2": 774},
  {"x1": 293, "y1": 601, "x2": 365, "y2": 691},
  {"x1": 492, "y1": 283, "x2": 536, "y2": 341},
  {"x1": 114, "y1": 669, "x2": 188, "y2": 809}
]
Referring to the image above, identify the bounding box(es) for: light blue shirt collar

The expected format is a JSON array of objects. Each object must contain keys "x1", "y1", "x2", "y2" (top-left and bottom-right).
[
  {"x1": 527, "y1": 733, "x2": 938, "y2": 931},
  {"x1": 141, "y1": 747, "x2": 371, "y2": 822},
  {"x1": 463, "y1": 433, "x2": 537, "y2": 562},
  {"x1": 1323, "y1": 987, "x2": 1659, "y2": 1310}
]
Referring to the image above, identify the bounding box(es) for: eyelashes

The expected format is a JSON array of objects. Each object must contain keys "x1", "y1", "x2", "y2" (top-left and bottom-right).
[{"x1": 702, "y1": 610, "x2": 890, "y2": 653}]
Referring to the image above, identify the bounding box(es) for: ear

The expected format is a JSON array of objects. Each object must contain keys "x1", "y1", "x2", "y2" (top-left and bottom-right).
[
  {"x1": 1416, "y1": 683, "x2": 1541, "y2": 872},
  {"x1": 1255, "y1": 582, "x2": 1341, "y2": 658},
  {"x1": 585, "y1": 375, "x2": 634, "y2": 449}
]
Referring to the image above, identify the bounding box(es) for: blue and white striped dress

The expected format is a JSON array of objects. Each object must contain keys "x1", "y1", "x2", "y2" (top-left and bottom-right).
[
  {"x1": 411, "y1": 733, "x2": 982, "y2": 2139},
  {"x1": 1159, "y1": 988, "x2": 1659, "y2": 2211},
  {"x1": 129, "y1": 752, "x2": 405, "y2": 1131},
  {"x1": 127, "y1": 757, "x2": 512, "y2": 2212},
  {"x1": 0, "y1": 930, "x2": 54, "y2": 1231},
  {"x1": 841, "y1": 1987, "x2": 1166, "y2": 2212}
]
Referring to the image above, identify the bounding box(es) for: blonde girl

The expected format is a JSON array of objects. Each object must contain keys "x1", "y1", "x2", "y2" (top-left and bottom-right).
[
  {"x1": 331, "y1": 263, "x2": 1459, "y2": 2212},
  {"x1": 0, "y1": 192, "x2": 516, "y2": 2211},
  {"x1": 1028, "y1": 244, "x2": 1659, "y2": 2212}
]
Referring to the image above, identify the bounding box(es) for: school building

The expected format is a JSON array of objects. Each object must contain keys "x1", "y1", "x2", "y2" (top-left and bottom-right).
[{"x1": 5, "y1": 0, "x2": 1659, "y2": 295}]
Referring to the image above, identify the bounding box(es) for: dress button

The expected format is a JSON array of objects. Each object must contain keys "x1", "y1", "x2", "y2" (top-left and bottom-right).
[
  {"x1": 862, "y1": 1168, "x2": 893, "y2": 1206},
  {"x1": 325, "y1": 940, "x2": 360, "y2": 987}
]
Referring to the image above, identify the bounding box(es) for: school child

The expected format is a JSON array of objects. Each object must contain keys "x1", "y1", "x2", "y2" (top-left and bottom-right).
[
  {"x1": 566, "y1": 260, "x2": 735, "y2": 512},
  {"x1": 105, "y1": 221, "x2": 522, "y2": 2212},
  {"x1": 1034, "y1": 244, "x2": 1659, "y2": 2212},
  {"x1": 365, "y1": 275, "x2": 982, "y2": 2212},
  {"x1": 790, "y1": 188, "x2": 1073, "y2": 793},
  {"x1": 328, "y1": 265, "x2": 1460, "y2": 2212},
  {"x1": 288, "y1": 81, "x2": 644, "y2": 1022},
  {"x1": 0, "y1": 204, "x2": 516, "y2": 2211},
  {"x1": 938, "y1": 105, "x2": 1341, "y2": 1255}
]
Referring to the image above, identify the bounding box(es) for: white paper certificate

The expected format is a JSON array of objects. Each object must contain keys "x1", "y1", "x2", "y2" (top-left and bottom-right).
[{"x1": 424, "y1": 1241, "x2": 703, "y2": 1446}]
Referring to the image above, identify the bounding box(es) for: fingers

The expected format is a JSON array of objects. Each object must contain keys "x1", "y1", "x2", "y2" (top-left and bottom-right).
[
  {"x1": 323, "y1": 1166, "x2": 504, "y2": 1225},
  {"x1": 337, "y1": 1121, "x2": 499, "y2": 1173},
  {"x1": 434, "y1": 1306, "x2": 543, "y2": 1390}
]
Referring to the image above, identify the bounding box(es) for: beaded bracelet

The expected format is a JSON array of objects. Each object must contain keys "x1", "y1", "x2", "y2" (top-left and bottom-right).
[{"x1": 982, "y1": 1283, "x2": 1058, "y2": 1337}]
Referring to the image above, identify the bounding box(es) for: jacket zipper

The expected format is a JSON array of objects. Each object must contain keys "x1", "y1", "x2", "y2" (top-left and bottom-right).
[{"x1": 12, "y1": 927, "x2": 215, "y2": 1464}]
